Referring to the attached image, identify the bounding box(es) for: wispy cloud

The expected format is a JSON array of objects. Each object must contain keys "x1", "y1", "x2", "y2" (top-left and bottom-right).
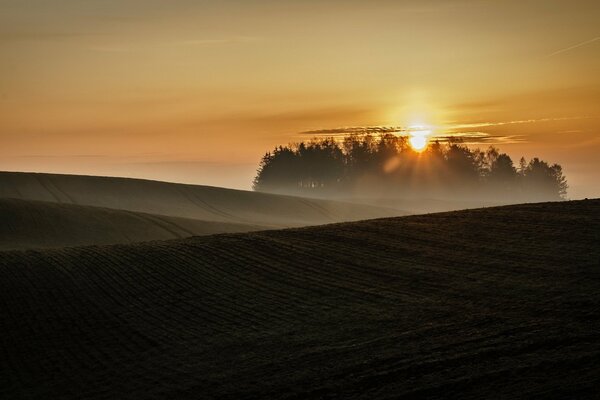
[
  {"x1": 438, "y1": 132, "x2": 527, "y2": 145},
  {"x1": 299, "y1": 126, "x2": 524, "y2": 145},
  {"x1": 299, "y1": 116, "x2": 597, "y2": 145},
  {"x1": 302, "y1": 126, "x2": 404, "y2": 135},
  {"x1": 448, "y1": 116, "x2": 593, "y2": 130},
  {"x1": 547, "y1": 36, "x2": 600, "y2": 57},
  {"x1": 301, "y1": 117, "x2": 591, "y2": 137}
]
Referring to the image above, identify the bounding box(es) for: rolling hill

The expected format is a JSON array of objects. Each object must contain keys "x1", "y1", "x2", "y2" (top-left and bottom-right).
[
  {"x1": 1, "y1": 200, "x2": 598, "y2": 398},
  {"x1": 340, "y1": 196, "x2": 512, "y2": 215},
  {"x1": 0, "y1": 198, "x2": 268, "y2": 250},
  {"x1": 0, "y1": 171, "x2": 402, "y2": 227}
]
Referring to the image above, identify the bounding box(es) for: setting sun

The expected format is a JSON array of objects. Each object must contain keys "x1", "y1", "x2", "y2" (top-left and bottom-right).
[
  {"x1": 409, "y1": 135, "x2": 428, "y2": 152},
  {"x1": 408, "y1": 127, "x2": 430, "y2": 152}
]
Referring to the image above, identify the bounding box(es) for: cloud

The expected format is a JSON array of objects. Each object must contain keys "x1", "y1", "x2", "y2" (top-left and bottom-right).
[
  {"x1": 300, "y1": 117, "x2": 589, "y2": 138},
  {"x1": 547, "y1": 36, "x2": 600, "y2": 57},
  {"x1": 448, "y1": 116, "x2": 594, "y2": 130},
  {"x1": 438, "y1": 132, "x2": 526, "y2": 145},
  {"x1": 301, "y1": 126, "x2": 404, "y2": 135},
  {"x1": 299, "y1": 126, "x2": 524, "y2": 145}
]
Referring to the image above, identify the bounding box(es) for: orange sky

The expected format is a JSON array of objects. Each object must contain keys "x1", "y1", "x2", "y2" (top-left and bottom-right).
[{"x1": 1, "y1": 0, "x2": 599, "y2": 198}]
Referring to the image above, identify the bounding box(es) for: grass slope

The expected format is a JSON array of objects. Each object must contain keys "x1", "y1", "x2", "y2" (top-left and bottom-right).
[
  {"x1": 1, "y1": 200, "x2": 599, "y2": 399},
  {"x1": 0, "y1": 171, "x2": 401, "y2": 226},
  {"x1": 0, "y1": 198, "x2": 268, "y2": 250}
]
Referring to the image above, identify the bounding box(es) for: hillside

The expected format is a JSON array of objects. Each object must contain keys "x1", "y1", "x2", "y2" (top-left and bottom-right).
[
  {"x1": 340, "y1": 196, "x2": 511, "y2": 214},
  {"x1": 0, "y1": 198, "x2": 268, "y2": 250},
  {"x1": 0, "y1": 171, "x2": 402, "y2": 227},
  {"x1": 1, "y1": 200, "x2": 599, "y2": 398}
]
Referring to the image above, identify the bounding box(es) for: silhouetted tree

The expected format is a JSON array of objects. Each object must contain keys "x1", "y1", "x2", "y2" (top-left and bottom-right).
[
  {"x1": 445, "y1": 142, "x2": 481, "y2": 188},
  {"x1": 521, "y1": 158, "x2": 568, "y2": 200},
  {"x1": 297, "y1": 139, "x2": 345, "y2": 190},
  {"x1": 484, "y1": 147, "x2": 517, "y2": 194},
  {"x1": 518, "y1": 157, "x2": 528, "y2": 176},
  {"x1": 253, "y1": 135, "x2": 568, "y2": 200},
  {"x1": 253, "y1": 146, "x2": 300, "y2": 192}
]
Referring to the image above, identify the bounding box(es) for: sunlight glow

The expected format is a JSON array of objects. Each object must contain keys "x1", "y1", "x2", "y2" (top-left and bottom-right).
[
  {"x1": 408, "y1": 126, "x2": 430, "y2": 152},
  {"x1": 409, "y1": 135, "x2": 428, "y2": 151}
]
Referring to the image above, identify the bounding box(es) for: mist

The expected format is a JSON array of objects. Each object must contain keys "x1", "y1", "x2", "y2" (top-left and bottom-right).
[{"x1": 253, "y1": 134, "x2": 568, "y2": 214}]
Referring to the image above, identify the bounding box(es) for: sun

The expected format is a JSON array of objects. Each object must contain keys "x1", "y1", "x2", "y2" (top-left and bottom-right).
[
  {"x1": 409, "y1": 135, "x2": 428, "y2": 151},
  {"x1": 408, "y1": 126, "x2": 430, "y2": 152}
]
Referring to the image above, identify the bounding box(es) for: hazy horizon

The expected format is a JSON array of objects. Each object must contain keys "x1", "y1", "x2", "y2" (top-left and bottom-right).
[{"x1": 1, "y1": 0, "x2": 599, "y2": 198}]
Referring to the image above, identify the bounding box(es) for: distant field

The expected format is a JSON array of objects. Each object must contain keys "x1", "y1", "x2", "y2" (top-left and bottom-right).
[
  {"x1": 339, "y1": 196, "x2": 511, "y2": 214},
  {"x1": 0, "y1": 171, "x2": 402, "y2": 227},
  {"x1": 0, "y1": 198, "x2": 268, "y2": 250},
  {"x1": 1, "y1": 200, "x2": 598, "y2": 398}
]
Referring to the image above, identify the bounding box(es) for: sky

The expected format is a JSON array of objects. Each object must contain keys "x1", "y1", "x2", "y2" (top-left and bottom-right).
[{"x1": 1, "y1": 0, "x2": 599, "y2": 198}]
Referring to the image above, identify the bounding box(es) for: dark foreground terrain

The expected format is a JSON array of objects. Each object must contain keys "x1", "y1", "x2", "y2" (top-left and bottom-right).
[{"x1": 1, "y1": 200, "x2": 599, "y2": 399}]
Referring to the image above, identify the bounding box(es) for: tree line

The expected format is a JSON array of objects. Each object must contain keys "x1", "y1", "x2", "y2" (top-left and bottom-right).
[{"x1": 253, "y1": 134, "x2": 567, "y2": 201}]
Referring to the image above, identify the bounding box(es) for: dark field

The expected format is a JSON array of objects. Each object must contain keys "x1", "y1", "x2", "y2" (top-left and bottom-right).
[
  {"x1": 1, "y1": 200, "x2": 599, "y2": 399},
  {"x1": 0, "y1": 198, "x2": 268, "y2": 250}
]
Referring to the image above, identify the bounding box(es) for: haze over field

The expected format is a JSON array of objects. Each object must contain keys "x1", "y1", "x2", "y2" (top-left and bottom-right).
[
  {"x1": 1, "y1": 0, "x2": 599, "y2": 198},
  {"x1": 0, "y1": 198, "x2": 271, "y2": 250},
  {"x1": 0, "y1": 171, "x2": 406, "y2": 250}
]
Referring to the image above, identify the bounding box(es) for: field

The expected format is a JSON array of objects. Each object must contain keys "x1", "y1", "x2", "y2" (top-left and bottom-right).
[
  {"x1": 1, "y1": 199, "x2": 598, "y2": 398},
  {"x1": 0, "y1": 198, "x2": 269, "y2": 250},
  {"x1": 0, "y1": 172, "x2": 402, "y2": 227}
]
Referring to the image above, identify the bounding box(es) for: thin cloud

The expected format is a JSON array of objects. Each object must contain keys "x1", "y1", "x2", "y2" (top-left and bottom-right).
[
  {"x1": 302, "y1": 126, "x2": 404, "y2": 135},
  {"x1": 449, "y1": 116, "x2": 593, "y2": 130},
  {"x1": 301, "y1": 118, "x2": 589, "y2": 137},
  {"x1": 439, "y1": 132, "x2": 527, "y2": 145},
  {"x1": 547, "y1": 36, "x2": 600, "y2": 57},
  {"x1": 299, "y1": 126, "x2": 523, "y2": 145}
]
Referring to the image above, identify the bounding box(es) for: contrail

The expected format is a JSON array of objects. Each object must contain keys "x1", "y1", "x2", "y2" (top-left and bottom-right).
[{"x1": 547, "y1": 36, "x2": 600, "y2": 57}]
